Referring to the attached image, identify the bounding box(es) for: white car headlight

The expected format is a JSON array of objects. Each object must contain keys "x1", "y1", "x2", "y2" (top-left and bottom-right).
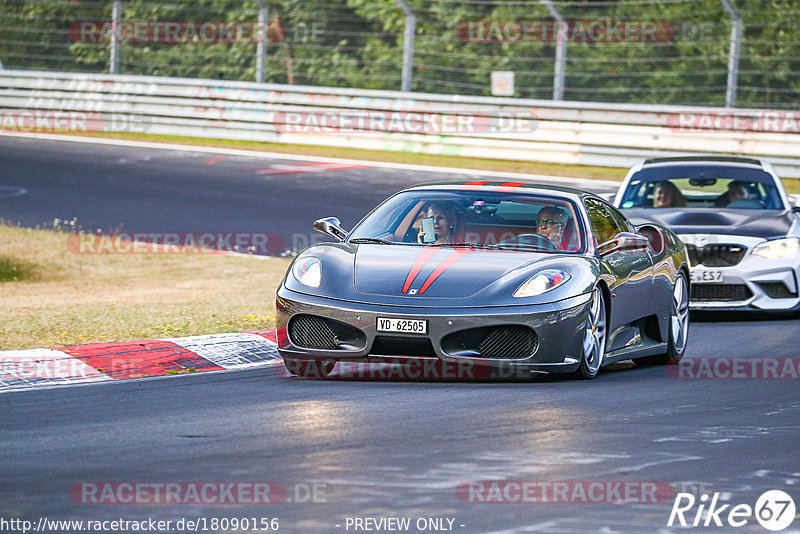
[
  {"x1": 752, "y1": 238, "x2": 799, "y2": 259},
  {"x1": 513, "y1": 269, "x2": 570, "y2": 298},
  {"x1": 292, "y1": 256, "x2": 321, "y2": 287}
]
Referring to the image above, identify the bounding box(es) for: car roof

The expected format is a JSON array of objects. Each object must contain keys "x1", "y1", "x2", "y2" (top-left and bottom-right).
[
  {"x1": 404, "y1": 180, "x2": 597, "y2": 199},
  {"x1": 641, "y1": 155, "x2": 765, "y2": 168}
]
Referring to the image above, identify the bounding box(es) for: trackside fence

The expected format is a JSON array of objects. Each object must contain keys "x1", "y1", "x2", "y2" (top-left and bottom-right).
[{"x1": 1, "y1": 70, "x2": 799, "y2": 178}]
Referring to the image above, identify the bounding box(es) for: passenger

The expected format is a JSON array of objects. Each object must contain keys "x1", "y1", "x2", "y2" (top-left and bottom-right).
[
  {"x1": 536, "y1": 206, "x2": 574, "y2": 251},
  {"x1": 652, "y1": 181, "x2": 686, "y2": 208},
  {"x1": 417, "y1": 203, "x2": 456, "y2": 245}
]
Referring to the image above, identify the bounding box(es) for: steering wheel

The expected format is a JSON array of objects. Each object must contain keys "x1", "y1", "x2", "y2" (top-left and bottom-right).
[{"x1": 497, "y1": 233, "x2": 558, "y2": 252}]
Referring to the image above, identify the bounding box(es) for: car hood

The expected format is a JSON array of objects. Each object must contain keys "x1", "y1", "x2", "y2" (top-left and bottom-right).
[
  {"x1": 354, "y1": 245, "x2": 548, "y2": 298},
  {"x1": 624, "y1": 208, "x2": 794, "y2": 239},
  {"x1": 284, "y1": 243, "x2": 599, "y2": 308}
]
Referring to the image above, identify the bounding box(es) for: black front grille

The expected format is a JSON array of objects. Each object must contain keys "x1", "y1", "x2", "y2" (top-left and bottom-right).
[
  {"x1": 370, "y1": 336, "x2": 436, "y2": 357},
  {"x1": 755, "y1": 282, "x2": 798, "y2": 299},
  {"x1": 686, "y1": 244, "x2": 747, "y2": 267},
  {"x1": 691, "y1": 284, "x2": 753, "y2": 302},
  {"x1": 442, "y1": 326, "x2": 538, "y2": 360},
  {"x1": 288, "y1": 314, "x2": 365, "y2": 350}
]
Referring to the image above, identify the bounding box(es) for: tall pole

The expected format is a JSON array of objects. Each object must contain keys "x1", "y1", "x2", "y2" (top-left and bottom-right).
[
  {"x1": 720, "y1": 0, "x2": 741, "y2": 108},
  {"x1": 395, "y1": 0, "x2": 416, "y2": 92},
  {"x1": 110, "y1": 0, "x2": 121, "y2": 74},
  {"x1": 255, "y1": 0, "x2": 268, "y2": 83},
  {"x1": 541, "y1": 0, "x2": 565, "y2": 101}
]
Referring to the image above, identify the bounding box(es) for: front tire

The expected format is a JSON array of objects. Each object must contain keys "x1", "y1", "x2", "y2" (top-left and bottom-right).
[
  {"x1": 573, "y1": 287, "x2": 607, "y2": 380},
  {"x1": 640, "y1": 273, "x2": 689, "y2": 365}
]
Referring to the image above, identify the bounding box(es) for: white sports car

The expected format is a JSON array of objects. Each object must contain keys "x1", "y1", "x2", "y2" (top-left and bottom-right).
[{"x1": 614, "y1": 156, "x2": 800, "y2": 312}]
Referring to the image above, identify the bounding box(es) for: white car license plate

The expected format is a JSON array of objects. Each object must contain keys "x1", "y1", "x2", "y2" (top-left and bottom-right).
[
  {"x1": 691, "y1": 269, "x2": 724, "y2": 283},
  {"x1": 376, "y1": 317, "x2": 427, "y2": 334}
]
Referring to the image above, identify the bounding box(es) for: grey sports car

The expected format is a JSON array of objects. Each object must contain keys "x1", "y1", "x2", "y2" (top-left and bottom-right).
[
  {"x1": 613, "y1": 156, "x2": 800, "y2": 312},
  {"x1": 276, "y1": 181, "x2": 690, "y2": 380}
]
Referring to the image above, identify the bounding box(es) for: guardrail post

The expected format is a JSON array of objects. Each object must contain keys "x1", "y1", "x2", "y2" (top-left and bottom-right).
[
  {"x1": 255, "y1": 0, "x2": 268, "y2": 83},
  {"x1": 541, "y1": 0, "x2": 566, "y2": 101},
  {"x1": 395, "y1": 0, "x2": 416, "y2": 92},
  {"x1": 109, "y1": 0, "x2": 121, "y2": 74},
  {"x1": 720, "y1": 0, "x2": 741, "y2": 108}
]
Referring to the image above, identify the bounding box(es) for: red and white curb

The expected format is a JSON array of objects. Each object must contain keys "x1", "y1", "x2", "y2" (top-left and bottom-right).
[{"x1": 0, "y1": 330, "x2": 280, "y2": 392}]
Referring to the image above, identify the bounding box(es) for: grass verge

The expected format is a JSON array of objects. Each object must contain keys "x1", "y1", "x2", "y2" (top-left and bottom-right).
[{"x1": 0, "y1": 224, "x2": 290, "y2": 351}]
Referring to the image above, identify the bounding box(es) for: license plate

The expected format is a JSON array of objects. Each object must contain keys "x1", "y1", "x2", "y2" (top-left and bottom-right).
[
  {"x1": 376, "y1": 317, "x2": 428, "y2": 334},
  {"x1": 691, "y1": 269, "x2": 724, "y2": 283}
]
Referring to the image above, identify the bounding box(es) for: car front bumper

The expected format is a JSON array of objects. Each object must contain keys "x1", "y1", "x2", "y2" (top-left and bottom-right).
[
  {"x1": 275, "y1": 286, "x2": 593, "y2": 374},
  {"x1": 688, "y1": 254, "x2": 800, "y2": 311}
]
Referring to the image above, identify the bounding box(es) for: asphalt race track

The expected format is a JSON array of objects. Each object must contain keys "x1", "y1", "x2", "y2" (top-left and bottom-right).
[{"x1": 1, "y1": 136, "x2": 799, "y2": 533}]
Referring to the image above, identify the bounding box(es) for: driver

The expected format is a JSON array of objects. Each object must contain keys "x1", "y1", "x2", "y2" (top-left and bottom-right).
[
  {"x1": 417, "y1": 203, "x2": 456, "y2": 245},
  {"x1": 536, "y1": 206, "x2": 573, "y2": 250},
  {"x1": 726, "y1": 181, "x2": 751, "y2": 204}
]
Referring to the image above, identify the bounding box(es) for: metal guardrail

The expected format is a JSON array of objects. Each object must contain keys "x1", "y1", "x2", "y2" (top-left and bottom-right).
[{"x1": 1, "y1": 70, "x2": 799, "y2": 177}]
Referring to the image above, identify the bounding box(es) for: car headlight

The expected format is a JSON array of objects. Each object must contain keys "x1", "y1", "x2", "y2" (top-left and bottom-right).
[
  {"x1": 513, "y1": 269, "x2": 570, "y2": 298},
  {"x1": 752, "y1": 238, "x2": 799, "y2": 259},
  {"x1": 292, "y1": 256, "x2": 321, "y2": 287}
]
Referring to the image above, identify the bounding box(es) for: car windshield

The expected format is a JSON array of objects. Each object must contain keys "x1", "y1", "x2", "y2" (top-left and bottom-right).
[
  {"x1": 348, "y1": 189, "x2": 585, "y2": 253},
  {"x1": 618, "y1": 165, "x2": 785, "y2": 210}
]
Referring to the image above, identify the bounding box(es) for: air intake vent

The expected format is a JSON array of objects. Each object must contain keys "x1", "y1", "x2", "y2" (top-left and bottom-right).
[
  {"x1": 287, "y1": 315, "x2": 366, "y2": 350},
  {"x1": 755, "y1": 282, "x2": 797, "y2": 299},
  {"x1": 442, "y1": 325, "x2": 538, "y2": 360},
  {"x1": 691, "y1": 284, "x2": 753, "y2": 302},
  {"x1": 686, "y1": 244, "x2": 747, "y2": 267}
]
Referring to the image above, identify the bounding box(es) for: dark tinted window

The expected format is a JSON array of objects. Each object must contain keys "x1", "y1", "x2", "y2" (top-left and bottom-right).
[{"x1": 585, "y1": 198, "x2": 626, "y2": 245}]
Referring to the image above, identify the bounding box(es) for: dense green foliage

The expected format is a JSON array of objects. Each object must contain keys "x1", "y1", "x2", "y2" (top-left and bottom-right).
[{"x1": 1, "y1": 0, "x2": 798, "y2": 108}]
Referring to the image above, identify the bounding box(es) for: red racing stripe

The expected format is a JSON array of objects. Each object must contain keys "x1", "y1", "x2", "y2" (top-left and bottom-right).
[
  {"x1": 417, "y1": 248, "x2": 473, "y2": 295},
  {"x1": 459, "y1": 180, "x2": 492, "y2": 190},
  {"x1": 402, "y1": 247, "x2": 440, "y2": 293},
  {"x1": 494, "y1": 181, "x2": 526, "y2": 191}
]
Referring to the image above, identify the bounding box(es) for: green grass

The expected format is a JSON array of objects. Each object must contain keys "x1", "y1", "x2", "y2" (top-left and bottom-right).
[
  {"x1": 0, "y1": 255, "x2": 37, "y2": 282},
  {"x1": 0, "y1": 224, "x2": 290, "y2": 350}
]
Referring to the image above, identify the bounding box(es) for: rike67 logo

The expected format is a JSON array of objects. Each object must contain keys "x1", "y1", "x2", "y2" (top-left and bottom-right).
[{"x1": 668, "y1": 490, "x2": 795, "y2": 531}]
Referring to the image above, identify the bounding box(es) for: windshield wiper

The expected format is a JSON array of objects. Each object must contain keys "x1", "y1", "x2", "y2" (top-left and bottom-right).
[
  {"x1": 440, "y1": 242, "x2": 496, "y2": 249},
  {"x1": 489, "y1": 243, "x2": 554, "y2": 252},
  {"x1": 349, "y1": 237, "x2": 394, "y2": 245}
]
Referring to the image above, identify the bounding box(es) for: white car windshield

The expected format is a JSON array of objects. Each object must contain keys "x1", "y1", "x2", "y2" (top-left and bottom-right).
[{"x1": 619, "y1": 165, "x2": 784, "y2": 210}]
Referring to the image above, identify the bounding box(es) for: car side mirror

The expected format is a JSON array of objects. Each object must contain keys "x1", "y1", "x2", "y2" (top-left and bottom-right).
[
  {"x1": 313, "y1": 217, "x2": 348, "y2": 242},
  {"x1": 597, "y1": 232, "x2": 649, "y2": 257}
]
